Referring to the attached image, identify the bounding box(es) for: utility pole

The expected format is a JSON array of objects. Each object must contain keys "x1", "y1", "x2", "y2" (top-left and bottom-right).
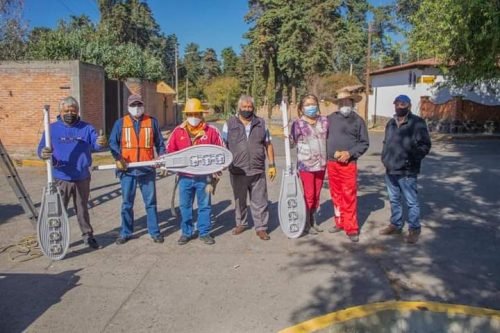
[
  {"x1": 364, "y1": 22, "x2": 373, "y2": 124},
  {"x1": 175, "y1": 43, "x2": 179, "y2": 103},
  {"x1": 185, "y1": 77, "x2": 189, "y2": 102}
]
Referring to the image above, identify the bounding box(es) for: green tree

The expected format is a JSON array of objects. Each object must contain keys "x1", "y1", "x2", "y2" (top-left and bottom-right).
[
  {"x1": 0, "y1": 0, "x2": 26, "y2": 60},
  {"x1": 183, "y1": 43, "x2": 204, "y2": 98},
  {"x1": 204, "y1": 76, "x2": 240, "y2": 115},
  {"x1": 201, "y1": 48, "x2": 221, "y2": 83},
  {"x1": 409, "y1": 0, "x2": 500, "y2": 87},
  {"x1": 221, "y1": 47, "x2": 239, "y2": 76}
]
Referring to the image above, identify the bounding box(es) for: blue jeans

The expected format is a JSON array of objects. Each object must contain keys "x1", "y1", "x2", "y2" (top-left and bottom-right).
[
  {"x1": 385, "y1": 174, "x2": 421, "y2": 230},
  {"x1": 178, "y1": 175, "x2": 211, "y2": 237},
  {"x1": 120, "y1": 172, "x2": 160, "y2": 238}
]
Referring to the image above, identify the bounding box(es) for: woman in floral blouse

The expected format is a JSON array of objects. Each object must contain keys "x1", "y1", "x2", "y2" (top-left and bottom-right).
[{"x1": 290, "y1": 94, "x2": 328, "y2": 235}]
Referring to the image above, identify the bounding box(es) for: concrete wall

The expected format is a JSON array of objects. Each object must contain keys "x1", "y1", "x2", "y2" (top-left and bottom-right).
[
  {"x1": 368, "y1": 67, "x2": 500, "y2": 123},
  {"x1": 368, "y1": 68, "x2": 441, "y2": 120}
]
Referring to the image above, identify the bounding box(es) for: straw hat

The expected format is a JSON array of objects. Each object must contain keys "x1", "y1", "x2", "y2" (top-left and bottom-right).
[{"x1": 331, "y1": 90, "x2": 362, "y2": 104}]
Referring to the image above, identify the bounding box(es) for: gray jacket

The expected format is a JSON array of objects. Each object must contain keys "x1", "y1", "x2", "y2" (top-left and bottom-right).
[{"x1": 226, "y1": 116, "x2": 267, "y2": 176}]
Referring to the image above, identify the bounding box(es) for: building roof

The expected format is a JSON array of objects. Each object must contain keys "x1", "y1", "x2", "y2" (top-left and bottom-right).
[
  {"x1": 156, "y1": 81, "x2": 176, "y2": 94},
  {"x1": 370, "y1": 58, "x2": 440, "y2": 76}
]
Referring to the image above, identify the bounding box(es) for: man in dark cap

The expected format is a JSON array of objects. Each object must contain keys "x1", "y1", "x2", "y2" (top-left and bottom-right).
[
  {"x1": 109, "y1": 94, "x2": 166, "y2": 245},
  {"x1": 380, "y1": 95, "x2": 431, "y2": 244}
]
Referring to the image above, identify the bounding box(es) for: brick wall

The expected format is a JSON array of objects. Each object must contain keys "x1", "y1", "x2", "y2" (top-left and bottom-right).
[
  {"x1": 0, "y1": 61, "x2": 106, "y2": 157},
  {"x1": 80, "y1": 63, "x2": 105, "y2": 132},
  {"x1": 0, "y1": 61, "x2": 78, "y2": 156}
]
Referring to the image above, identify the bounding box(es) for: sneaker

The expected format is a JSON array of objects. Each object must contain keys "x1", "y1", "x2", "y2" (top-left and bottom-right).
[
  {"x1": 85, "y1": 237, "x2": 100, "y2": 249},
  {"x1": 406, "y1": 228, "x2": 421, "y2": 244},
  {"x1": 200, "y1": 235, "x2": 215, "y2": 245},
  {"x1": 307, "y1": 225, "x2": 319, "y2": 235},
  {"x1": 152, "y1": 235, "x2": 164, "y2": 244},
  {"x1": 348, "y1": 234, "x2": 359, "y2": 243},
  {"x1": 311, "y1": 225, "x2": 324, "y2": 233},
  {"x1": 379, "y1": 224, "x2": 403, "y2": 235},
  {"x1": 177, "y1": 235, "x2": 190, "y2": 245},
  {"x1": 115, "y1": 237, "x2": 130, "y2": 245},
  {"x1": 328, "y1": 226, "x2": 343, "y2": 233}
]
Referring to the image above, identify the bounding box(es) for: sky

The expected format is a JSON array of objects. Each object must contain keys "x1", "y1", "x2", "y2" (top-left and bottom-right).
[{"x1": 22, "y1": 0, "x2": 392, "y2": 57}]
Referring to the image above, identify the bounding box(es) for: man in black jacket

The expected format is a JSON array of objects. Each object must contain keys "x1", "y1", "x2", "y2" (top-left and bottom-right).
[{"x1": 380, "y1": 95, "x2": 431, "y2": 244}]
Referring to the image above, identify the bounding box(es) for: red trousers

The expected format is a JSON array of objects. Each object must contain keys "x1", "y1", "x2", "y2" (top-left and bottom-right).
[
  {"x1": 327, "y1": 161, "x2": 358, "y2": 235},
  {"x1": 299, "y1": 170, "x2": 325, "y2": 212}
]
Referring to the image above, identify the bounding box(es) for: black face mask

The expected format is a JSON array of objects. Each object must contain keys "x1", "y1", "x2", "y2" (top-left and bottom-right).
[
  {"x1": 63, "y1": 114, "x2": 78, "y2": 125},
  {"x1": 395, "y1": 108, "x2": 409, "y2": 117},
  {"x1": 239, "y1": 110, "x2": 254, "y2": 119}
]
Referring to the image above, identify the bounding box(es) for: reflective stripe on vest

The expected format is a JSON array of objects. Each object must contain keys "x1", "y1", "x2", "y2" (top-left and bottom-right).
[{"x1": 121, "y1": 115, "x2": 154, "y2": 162}]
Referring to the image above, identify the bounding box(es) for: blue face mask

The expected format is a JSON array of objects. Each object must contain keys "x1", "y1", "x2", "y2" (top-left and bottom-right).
[{"x1": 303, "y1": 105, "x2": 319, "y2": 118}]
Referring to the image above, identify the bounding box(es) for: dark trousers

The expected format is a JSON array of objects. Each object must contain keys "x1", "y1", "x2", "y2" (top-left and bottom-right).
[
  {"x1": 229, "y1": 172, "x2": 269, "y2": 231},
  {"x1": 56, "y1": 178, "x2": 93, "y2": 238}
]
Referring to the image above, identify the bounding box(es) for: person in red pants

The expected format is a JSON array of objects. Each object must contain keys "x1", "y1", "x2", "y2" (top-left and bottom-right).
[
  {"x1": 290, "y1": 94, "x2": 328, "y2": 235},
  {"x1": 326, "y1": 90, "x2": 369, "y2": 242}
]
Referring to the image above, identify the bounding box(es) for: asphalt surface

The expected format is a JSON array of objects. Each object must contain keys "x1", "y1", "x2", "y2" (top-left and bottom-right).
[{"x1": 0, "y1": 132, "x2": 499, "y2": 333}]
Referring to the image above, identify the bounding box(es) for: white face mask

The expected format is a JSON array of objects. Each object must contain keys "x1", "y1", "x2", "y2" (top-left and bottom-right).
[
  {"x1": 339, "y1": 106, "x2": 353, "y2": 116},
  {"x1": 128, "y1": 106, "x2": 144, "y2": 117},
  {"x1": 187, "y1": 117, "x2": 201, "y2": 127}
]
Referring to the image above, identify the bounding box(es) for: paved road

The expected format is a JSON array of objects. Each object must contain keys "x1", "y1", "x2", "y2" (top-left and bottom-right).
[{"x1": 0, "y1": 132, "x2": 499, "y2": 333}]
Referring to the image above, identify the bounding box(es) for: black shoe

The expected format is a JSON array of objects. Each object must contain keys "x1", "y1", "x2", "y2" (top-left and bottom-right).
[
  {"x1": 152, "y1": 235, "x2": 164, "y2": 243},
  {"x1": 85, "y1": 237, "x2": 100, "y2": 249},
  {"x1": 177, "y1": 235, "x2": 190, "y2": 245},
  {"x1": 200, "y1": 235, "x2": 215, "y2": 245},
  {"x1": 115, "y1": 237, "x2": 130, "y2": 245}
]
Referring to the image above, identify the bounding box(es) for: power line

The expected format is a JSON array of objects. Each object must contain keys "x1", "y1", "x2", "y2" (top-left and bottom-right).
[{"x1": 55, "y1": 0, "x2": 76, "y2": 15}]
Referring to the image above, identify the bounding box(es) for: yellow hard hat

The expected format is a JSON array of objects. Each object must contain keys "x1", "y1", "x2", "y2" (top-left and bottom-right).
[{"x1": 183, "y1": 98, "x2": 209, "y2": 113}]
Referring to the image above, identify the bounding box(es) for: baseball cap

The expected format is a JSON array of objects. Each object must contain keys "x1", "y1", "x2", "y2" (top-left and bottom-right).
[
  {"x1": 128, "y1": 94, "x2": 144, "y2": 106},
  {"x1": 393, "y1": 95, "x2": 411, "y2": 104}
]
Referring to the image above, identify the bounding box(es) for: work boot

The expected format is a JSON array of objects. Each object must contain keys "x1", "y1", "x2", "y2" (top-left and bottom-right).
[
  {"x1": 115, "y1": 237, "x2": 130, "y2": 245},
  {"x1": 406, "y1": 228, "x2": 421, "y2": 244},
  {"x1": 177, "y1": 235, "x2": 191, "y2": 245},
  {"x1": 256, "y1": 230, "x2": 270, "y2": 240},
  {"x1": 85, "y1": 237, "x2": 100, "y2": 249},
  {"x1": 200, "y1": 235, "x2": 215, "y2": 245},
  {"x1": 379, "y1": 224, "x2": 403, "y2": 235},
  {"x1": 152, "y1": 235, "x2": 164, "y2": 244}
]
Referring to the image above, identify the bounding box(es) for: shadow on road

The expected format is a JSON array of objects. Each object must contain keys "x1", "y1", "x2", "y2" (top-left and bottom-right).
[
  {"x1": 0, "y1": 270, "x2": 82, "y2": 333},
  {"x1": 284, "y1": 139, "x2": 500, "y2": 328}
]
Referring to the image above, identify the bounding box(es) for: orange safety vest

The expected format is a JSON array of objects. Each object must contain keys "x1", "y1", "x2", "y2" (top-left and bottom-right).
[{"x1": 120, "y1": 115, "x2": 155, "y2": 163}]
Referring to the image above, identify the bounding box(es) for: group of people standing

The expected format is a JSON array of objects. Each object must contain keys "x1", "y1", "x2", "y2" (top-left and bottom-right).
[{"x1": 38, "y1": 90, "x2": 430, "y2": 250}]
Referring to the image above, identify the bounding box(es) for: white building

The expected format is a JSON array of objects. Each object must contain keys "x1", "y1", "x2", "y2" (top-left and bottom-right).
[{"x1": 368, "y1": 58, "x2": 500, "y2": 121}]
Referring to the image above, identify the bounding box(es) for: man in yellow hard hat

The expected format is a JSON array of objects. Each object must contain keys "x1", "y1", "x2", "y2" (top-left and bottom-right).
[{"x1": 166, "y1": 98, "x2": 224, "y2": 245}]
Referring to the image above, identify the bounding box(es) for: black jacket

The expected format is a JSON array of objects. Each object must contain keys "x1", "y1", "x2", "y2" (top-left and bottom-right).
[{"x1": 382, "y1": 113, "x2": 431, "y2": 175}]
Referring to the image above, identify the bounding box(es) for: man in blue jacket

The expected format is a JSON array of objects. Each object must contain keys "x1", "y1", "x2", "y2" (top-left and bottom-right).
[
  {"x1": 38, "y1": 96, "x2": 107, "y2": 249},
  {"x1": 109, "y1": 94, "x2": 166, "y2": 245},
  {"x1": 380, "y1": 95, "x2": 431, "y2": 244}
]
